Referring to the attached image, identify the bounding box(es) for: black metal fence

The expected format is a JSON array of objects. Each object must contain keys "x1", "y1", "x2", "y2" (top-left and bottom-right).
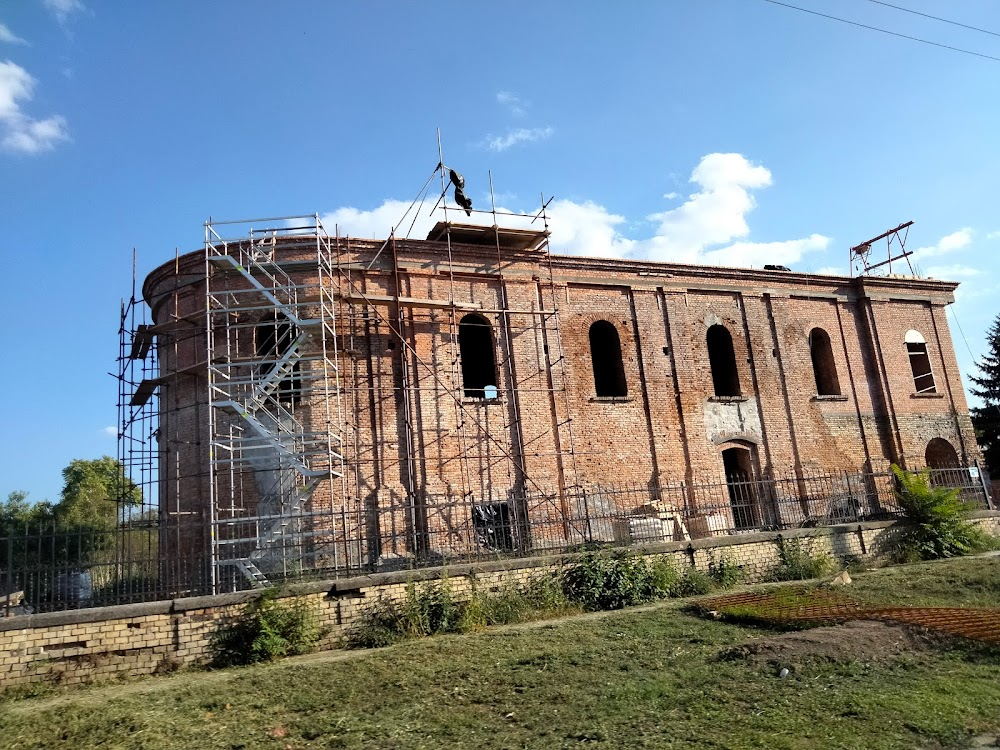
[{"x1": 2, "y1": 466, "x2": 992, "y2": 615}]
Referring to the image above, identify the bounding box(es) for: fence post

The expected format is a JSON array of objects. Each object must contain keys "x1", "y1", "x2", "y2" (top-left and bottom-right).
[
  {"x1": 975, "y1": 460, "x2": 994, "y2": 511},
  {"x1": 5, "y1": 534, "x2": 11, "y2": 618},
  {"x1": 581, "y1": 488, "x2": 593, "y2": 544}
]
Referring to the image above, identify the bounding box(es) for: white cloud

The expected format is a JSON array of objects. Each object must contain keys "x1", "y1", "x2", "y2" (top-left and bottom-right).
[
  {"x1": 923, "y1": 264, "x2": 980, "y2": 279},
  {"x1": 496, "y1": 90, "x2": 526, "y2": 117},
  {"x1": 321, "y1": 196, "x2": 506, "y2": 241},
  {"x1": 0, "y1": 23, "x2": 29, "y2": 45},
  {"x1": 911, "y1": 227, "x2": 973, "y2": 260},
  {"x1": 546, "y1": 200, "x2": 635, "y2": 259},
  {"x1": 321, "y1": 153, "x2": 830, "y2": 269},
  {"x1": 486, "y1": 126, "x2": 554, "y2": 152},
  {"x1": 102, "y1": 426, "x2": 117, "y2": 437},
  {"x1": 987, "y1": 230, "x2": 1000, "y2": 240},
  {"x1": 0, "y1": 61, "x2": 69, "y2": 153},
  {"x1": 547, "y1": 153, "x2": 829, "y2": 267},
  {"x1": 815, "y1": 266, "x2": 847, "y2": 276},
  {"x1": 42, "y1": 0, "x2": 85, "y2": 24},
  {"x1": 662, "y1": 192, "x2": 680, "y2": 200}
]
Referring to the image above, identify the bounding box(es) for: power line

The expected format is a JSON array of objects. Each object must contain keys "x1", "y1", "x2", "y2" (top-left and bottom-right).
[
  {"x1": 760, "y1": 0, "x2": 1000, "y2": 63},
  {"x1": 948, "y1": 304, "x2": 978, "y2": 363},
  {"x1": 867, "y1": 0, "x2": 1000, "y2": 39}
]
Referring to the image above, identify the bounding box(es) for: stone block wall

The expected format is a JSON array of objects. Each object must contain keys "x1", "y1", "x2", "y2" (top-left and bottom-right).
[{"x1": 3, "y1": 513, "x2": 997, "y2": 692}]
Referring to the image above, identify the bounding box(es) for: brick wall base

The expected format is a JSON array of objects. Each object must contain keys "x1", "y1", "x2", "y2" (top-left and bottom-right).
[{"x1": 2, "y1": 513, "x2": 997, "y2": 691}]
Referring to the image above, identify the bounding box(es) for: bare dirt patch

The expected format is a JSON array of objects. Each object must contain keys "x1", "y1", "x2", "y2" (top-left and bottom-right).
[{"x1": 718, "y1": 620, "x2": 948, "y2": 667}]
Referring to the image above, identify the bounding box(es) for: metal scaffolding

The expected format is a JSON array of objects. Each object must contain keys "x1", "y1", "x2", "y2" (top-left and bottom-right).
[
  {"x1": 203, "y1": 215, "x2": 346, "y2": 590},
  {"x1": 116, "y1": 161, "x2": 595, "y2": 594}
]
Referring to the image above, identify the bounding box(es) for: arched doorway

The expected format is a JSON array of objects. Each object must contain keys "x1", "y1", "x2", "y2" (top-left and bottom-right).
[
  {"x1": 925, "y1": 437, "x2": 963, "y2": 488},
  {"x1": 721, "y1": 445, "x2": 759, "y2": 530},
  {"x1": 925, "y1": 438, "x2": 960, "y2": 469}
]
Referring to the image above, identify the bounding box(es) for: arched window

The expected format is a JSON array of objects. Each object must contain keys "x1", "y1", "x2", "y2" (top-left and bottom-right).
[
  {"x1": 707, "y1": 324, "x2": 741, "y2": 397},
  {"x1": 256, "y1": 315, "x2": 301, "y2": 405},
  {"x1": 905, "y1": 330, "x2": 936, "y2": 394},
  {"x1": 588, "y1": 320, "x2": 627, "y2": 398},
  {"x1": 809, "y1": 327, "x2": 841, "y2": 396},
  {"x1": 458, "y1": 314, "x2": 498, "y2": 399}
]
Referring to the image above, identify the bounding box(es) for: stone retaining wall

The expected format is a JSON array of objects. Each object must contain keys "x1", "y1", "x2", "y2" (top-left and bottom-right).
[{"x1": 2, "y1": 514, "x2": 997, "y2": 691}]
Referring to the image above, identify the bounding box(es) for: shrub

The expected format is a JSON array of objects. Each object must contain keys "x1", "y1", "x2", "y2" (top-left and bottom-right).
[
  {"x1": 890, "y1": 464, "x2": 995, "y2": 561},
  {"x1": 560, "y1": 552, "x2": 695, "y2": 609},
  {"x1": 677, "y1": 567, "x2": 714, "y2": 596},
  {"x1": 708, "y1": 555, "x2": 743, "y2": 588},
  {"x1": 646, "y1": 557, "x2": 683, "y2": 598},
  {"x1": 210, "y1": 589, "x2": 320, "y2": 667},
  {"x1": 562, "y1": 551, "x2": 664, "y2": 611},
  {"x1": 770, "y1": 538, "x2": 834, "y2": 582},
  {"x1": 350, "y1": 574, "x2": 580, "y2": 647}
]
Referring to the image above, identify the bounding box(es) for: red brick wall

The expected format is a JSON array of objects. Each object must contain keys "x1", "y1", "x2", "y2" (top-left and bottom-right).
[{"x1": 142, "y1": 237, "x2": 982, "y2": 570}]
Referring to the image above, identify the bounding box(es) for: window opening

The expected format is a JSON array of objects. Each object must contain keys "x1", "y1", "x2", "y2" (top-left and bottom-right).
[
  {"x1": 809, "y1": 327, "x2": 841, "y2": 396},
  {"x1": 256, "y1": 315, "x2": 300, "y2": 405},
  {"x1": 588, "y1": 320, "x2": 627, "y2": 397},
  {"x1": 707, "y1": 324, "x2": 741, "y2": 397},
  {"x1": 458, "y1": 314, "x2": 498, "y2": 399},
  {"x1": 472, "y1": 502, "x2": 515, "y2": 551},
  {"x1": 905, "y1": 330, "x2": 936, "y2": 393}
]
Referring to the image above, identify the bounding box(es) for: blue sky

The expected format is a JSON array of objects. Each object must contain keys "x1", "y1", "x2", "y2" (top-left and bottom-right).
[{"x1": 1, "y1": 0, "x2": 999, "y2": 504}]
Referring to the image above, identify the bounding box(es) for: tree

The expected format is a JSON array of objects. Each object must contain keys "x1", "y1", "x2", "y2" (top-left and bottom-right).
[
  {"x1": 55, "y1": 457, "x2": 142, "y2": 532},
  {"x1": 0, "y1": 491, "x2": 54, "y2": 537},
  {"x1": 970, "y1": 314, "x2": 1000, "y2": 477}
]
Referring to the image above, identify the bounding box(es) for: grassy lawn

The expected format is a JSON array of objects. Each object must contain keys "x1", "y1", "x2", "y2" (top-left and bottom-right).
[{"x1": 1, "y1": 556, "x2": 998, "y2": 750}]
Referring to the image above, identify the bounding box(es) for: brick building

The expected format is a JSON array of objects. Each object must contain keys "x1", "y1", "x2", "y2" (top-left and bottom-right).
[{"x1": 134, "y1": 215, "x2": 980, "y2": 588}]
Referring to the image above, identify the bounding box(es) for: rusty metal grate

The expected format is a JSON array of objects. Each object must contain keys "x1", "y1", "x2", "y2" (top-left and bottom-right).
[{"x1": 696, "y1": 589, "x2": 1000, "y2": 645}]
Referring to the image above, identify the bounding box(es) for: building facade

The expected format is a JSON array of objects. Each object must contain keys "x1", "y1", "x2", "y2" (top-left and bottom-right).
[{"x1": 136, "y1": 218, "x2": 981, "y2": 588}]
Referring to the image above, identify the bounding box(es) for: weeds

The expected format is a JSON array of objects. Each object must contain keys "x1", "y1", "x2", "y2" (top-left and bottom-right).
[
  {"x1": 562, "y1": 551, "x2": 661, "y2": 610},
  {"x1": 352, "y1": 552, "x2": 741, "y2": 647},
  {"x1": 678, "y1": 567, "x2": 715, "y2": 596},
  {"x1": 349, "y1": 574, "x2": 580, "y2": 648},
  {"x1": 210, "y1": 589, "x2": 321, "y2": 667},
  {"x1": 708, "y1": 555, "x2": 743, "y2": 588},
  {"x1": 771, "y1": 537, "x2": 835, "y2": 581}
]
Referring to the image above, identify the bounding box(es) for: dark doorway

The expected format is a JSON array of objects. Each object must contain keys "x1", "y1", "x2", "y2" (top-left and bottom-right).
[
  {"x1": 925, "y1": 438, "x2": 960, "y2": 469},
  {"x1": 722, "y1": 446, "x2": 758, "y2": 529}
]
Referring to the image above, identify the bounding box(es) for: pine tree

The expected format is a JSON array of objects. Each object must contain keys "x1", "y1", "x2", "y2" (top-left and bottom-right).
[{"x1": 970, "y1": 314, "x2": 1000, "y2": 476}]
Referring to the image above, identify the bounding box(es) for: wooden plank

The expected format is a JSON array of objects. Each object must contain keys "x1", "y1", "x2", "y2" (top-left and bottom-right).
[
  {"x1": 130, "y1": 378, "x2": 161, "y2": 407},
  {"x1": 128, "y1": 324, "x2": 154, "y2": 360}
]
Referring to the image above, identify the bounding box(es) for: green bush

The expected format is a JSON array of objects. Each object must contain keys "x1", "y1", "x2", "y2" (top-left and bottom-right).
[
  {"x1": 770, "y1": 538, "x2": 835, "y2": 582},
  {"x1": 890, "y1": 464, "x2": 995, "y2": 561},
  {"x1": 460, "y1": 575, "x2": 579, "y2": 631},
  {"x1": 708, "y1": 555, "x2": 743, "y2": 588},
  {"x1": 561, "y1": 552, "x2": 686, "y2": 610},
  {"x1": 646, "y1": 557, "x2": 683, "y2": 598},
  {"x1": 677, "y1": 567, "x2": 714, "y2": 596},
  {"x1": 350, "y1": 574, "x2": 580, "y2": 647},
  {"x1": 210, "y1": 589, "x2": 320, "y2": 667}
]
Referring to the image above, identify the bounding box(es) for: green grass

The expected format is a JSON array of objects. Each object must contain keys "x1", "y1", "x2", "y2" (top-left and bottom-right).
[
  {"x1": 847, "y1": 555, "x2": 1000, "y2": 609},
  {"x1": 1, "y1": 556, "x2": 998, "y2": 749}
]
